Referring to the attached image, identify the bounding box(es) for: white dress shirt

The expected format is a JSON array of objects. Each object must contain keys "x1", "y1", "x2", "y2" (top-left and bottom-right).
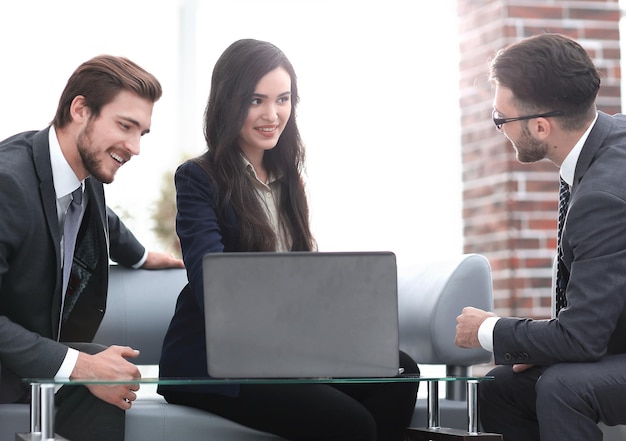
[
  {"x1": 49, "y1": 127, "x2": 82, "y2": 377},
  {"x1": 242, "y1": 155, "x2": 292, "y2": 251}
]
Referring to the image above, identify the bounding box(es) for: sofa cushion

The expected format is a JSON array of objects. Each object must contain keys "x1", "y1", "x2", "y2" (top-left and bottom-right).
[{"x1": 127, "y1": 399, "x2": 285, "y2": 440}]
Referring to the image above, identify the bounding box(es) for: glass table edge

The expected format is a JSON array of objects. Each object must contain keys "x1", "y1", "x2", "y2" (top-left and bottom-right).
[{"x1": 23, "y1": 375, "x2": 494, "y2": 386}]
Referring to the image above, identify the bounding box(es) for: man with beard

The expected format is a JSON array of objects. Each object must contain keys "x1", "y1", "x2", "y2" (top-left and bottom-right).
[
  {"x1": 0, "y1": 55, "x2": 182, "y2": 441},
  {"x1": 454, "y1": 33, "x2": 626, "y2": 440}
]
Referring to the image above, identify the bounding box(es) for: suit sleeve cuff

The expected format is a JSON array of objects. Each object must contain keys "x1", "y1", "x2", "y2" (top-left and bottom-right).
[
  {"x1": 131, "y1": 249, "x2": 149, "y2": 269},
  {"x1": 55, "y1": 348, "x2": 79, "y2": 379},
  {"x1": 478, "y1": 316, "x2": 499, "y2": 352}
]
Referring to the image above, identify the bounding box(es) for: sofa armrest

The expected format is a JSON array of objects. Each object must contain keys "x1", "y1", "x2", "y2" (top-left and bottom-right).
[
  {"x1": 93, "y1": 266, "x2": 188, "y2": 365},
  {"x1": 398, "y1": 254, "x2": 493, "y2": 368}
]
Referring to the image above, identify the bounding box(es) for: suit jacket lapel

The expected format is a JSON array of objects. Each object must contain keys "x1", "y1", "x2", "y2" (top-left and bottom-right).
[
  {"x1": 59, "y1": 178, "x2": 110, "y2": 342},
  {"x1": 573, "y1": 112, "x2": 612, "y2": 190},
  {"x1": 86, "y1": 177, "x2": 111, "y2": 262},
  {"x1": 31, "y1": 127, "x2": 64, "y2": 338}
]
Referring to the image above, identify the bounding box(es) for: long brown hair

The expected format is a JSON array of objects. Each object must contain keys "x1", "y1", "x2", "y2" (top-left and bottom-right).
[{"x1": 196, "y1": 39, "x2": 314, "y2": 252}]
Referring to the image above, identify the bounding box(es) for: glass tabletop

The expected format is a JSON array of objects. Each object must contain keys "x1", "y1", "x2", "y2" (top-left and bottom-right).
[{"x1": 24, "y1": 375, "x2": 493, "y2": 386}]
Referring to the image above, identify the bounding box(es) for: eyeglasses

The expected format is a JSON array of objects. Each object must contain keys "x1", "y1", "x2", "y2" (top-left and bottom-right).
[{"x1": 492, "y1": 109, "x2": 564, "y2": 132}]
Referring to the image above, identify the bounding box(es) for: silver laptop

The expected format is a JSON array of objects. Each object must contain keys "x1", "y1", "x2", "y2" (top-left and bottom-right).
[{"x1": 202, "y1": 251, "x2": 400, "y2": 378}]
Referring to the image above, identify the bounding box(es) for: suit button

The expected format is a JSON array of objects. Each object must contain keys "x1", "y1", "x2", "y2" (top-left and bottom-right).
[{"x1": 504, "y1": 353, "x2": 512, "y2": 362}]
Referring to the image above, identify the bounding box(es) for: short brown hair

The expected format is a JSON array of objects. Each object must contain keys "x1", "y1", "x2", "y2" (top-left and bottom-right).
[
  {"x1": 51, "y1": 55, "x2": 162, "y2": 128},
  {"x1": 489, "y1": 33, "x2": 600, "y2": 130}
]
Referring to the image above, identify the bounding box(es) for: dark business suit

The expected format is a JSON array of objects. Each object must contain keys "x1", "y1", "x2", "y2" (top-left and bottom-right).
[
  {"x1": 158, "y1": 159, "x2": 247, "y2": 398},
  {"x1": 0, "y1": 128, "x2": 145, "y2": 439},
  {"x1": 158, "y1": 159, "x2": 419, "y2": 441},
  {"x1": 480, "y1": 112, "x2": 626, "y2": 440}
]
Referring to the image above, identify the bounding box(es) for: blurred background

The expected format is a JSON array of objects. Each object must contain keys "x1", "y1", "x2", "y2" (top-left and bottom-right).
[{"x1": 0, "y1": 0, "x2": 463, "y2": 265}]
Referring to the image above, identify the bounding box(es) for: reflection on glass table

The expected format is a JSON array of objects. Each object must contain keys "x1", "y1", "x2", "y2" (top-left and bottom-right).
[{"x1": 21, "y1": 375, "x2": 497, "y2": 441}]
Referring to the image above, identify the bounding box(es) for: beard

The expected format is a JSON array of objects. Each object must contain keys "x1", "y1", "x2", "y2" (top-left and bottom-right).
[
  {"x1": 511, "y1": 124, "x2": 549, "y2": 163},
  {"x1": 76, "y1": 118, "x2": 114, "y2": 184}
]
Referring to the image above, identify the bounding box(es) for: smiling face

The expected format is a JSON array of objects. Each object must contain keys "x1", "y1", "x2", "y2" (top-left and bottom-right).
[
  {"x1": 238, "y1": 66, "x2": 292, "y2": 163},
  {"x1": 75, "y1": 90, "x2": 154, "y2": 183}
]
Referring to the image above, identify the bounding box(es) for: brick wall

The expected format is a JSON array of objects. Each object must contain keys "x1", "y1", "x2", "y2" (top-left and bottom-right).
[{"x1": 457, "y1": 0, "x2": 621, "y2": 318}]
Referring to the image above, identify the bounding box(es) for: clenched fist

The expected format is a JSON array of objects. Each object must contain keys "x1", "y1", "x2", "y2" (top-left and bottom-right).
[{"x1": 455, "y1": 306, "x2": 497, "y2": 349}]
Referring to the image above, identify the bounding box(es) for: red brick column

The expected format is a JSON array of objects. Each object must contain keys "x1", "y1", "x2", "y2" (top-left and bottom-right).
[{"x1": 457, "y1": 0, "x2": 621, "y2": 318}]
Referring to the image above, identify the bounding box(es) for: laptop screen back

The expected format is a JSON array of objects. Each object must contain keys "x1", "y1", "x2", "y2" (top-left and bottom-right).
[{"x1": 202, "y1": 251, "x2": 400, "y2": 378}]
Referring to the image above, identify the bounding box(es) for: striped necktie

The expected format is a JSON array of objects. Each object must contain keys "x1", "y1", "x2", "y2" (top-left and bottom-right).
[{"x1": 555, "y1": 177, "x2": 570, "y2": 314}]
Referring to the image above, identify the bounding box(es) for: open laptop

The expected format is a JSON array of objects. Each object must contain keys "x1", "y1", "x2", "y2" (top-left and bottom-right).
[{"x1": 202, "y1": 251, "x2": 400, "y2": 378}]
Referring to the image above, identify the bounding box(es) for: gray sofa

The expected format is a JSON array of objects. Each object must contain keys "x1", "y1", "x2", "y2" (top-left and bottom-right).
[{"x1": 1, "y1": 254, "x2": 495, "y2": 441}]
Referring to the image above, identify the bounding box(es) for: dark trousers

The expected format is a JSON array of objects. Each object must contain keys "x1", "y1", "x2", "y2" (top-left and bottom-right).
[
  {"x1": 480, "y1": 354, "x2": 626, "y2": 441},
  {"x1": 162, "y1": 351, "x2": 419, "y2": 441},
  {"x1": 54, "y1": 343, "x2": 125, "y2": 441},
  {"x1": 55, "y1": 385, "x2": 124, "y2": 441}
]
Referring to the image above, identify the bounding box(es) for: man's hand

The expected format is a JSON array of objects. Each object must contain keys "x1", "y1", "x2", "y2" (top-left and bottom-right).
[
  {"x1": 455, "y1": 306, "x2": 497, "y2": 348},
  {"x1": 72, "y1": 345, "x2": 141, "y2": 410},
  {"x1": 141, "y1": 251, "x2": 184, "y2": 269},
  {"x1": 512, "y1": 364, "x2": 534, "y2": 373}
]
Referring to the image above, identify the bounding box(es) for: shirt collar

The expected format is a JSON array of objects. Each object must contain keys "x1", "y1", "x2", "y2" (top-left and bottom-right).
[
  {"x1": 49, "y1": 126, "x2": 83, "y2": 199},
  {"x1": 560, "y1": 112, "x2": 598, "y2": 186},
  {"x1": 241, "y1": 154, "x2": 278, "y2": 187}
]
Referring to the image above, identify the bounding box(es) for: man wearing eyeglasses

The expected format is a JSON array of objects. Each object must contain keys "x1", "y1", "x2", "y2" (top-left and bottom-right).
[{"x1": 455, "y1": 33, "x2": 626, "y2": 440}]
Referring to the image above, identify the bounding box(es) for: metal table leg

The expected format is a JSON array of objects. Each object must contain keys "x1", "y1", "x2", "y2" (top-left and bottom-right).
[
  {"x1": 41, "y1": 384, "x2": 55, "y2": 440},
  {"x1": 467, "y1": 380, "x2": 479, "y2": 434},
  {"x1": 427, "y1": 380, "x2": 440, "y2": 429},
  {"x1": 15, "y1": 383, "x2": 69, "y2": 441},
  {"x1": 30, "y1": 383, "x2": 41, "y2": 434},
  {"x1": 406, "y1": 379, "x2": 503, "y2": 440}
]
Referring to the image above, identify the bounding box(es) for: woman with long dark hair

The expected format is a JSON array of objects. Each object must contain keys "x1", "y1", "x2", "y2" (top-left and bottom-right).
[{"x1": 158, "y1": 39, "x2": 418, "y2": 441}]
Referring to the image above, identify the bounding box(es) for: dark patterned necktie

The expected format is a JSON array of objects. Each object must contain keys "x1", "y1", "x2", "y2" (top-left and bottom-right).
[
  {"x1": 555, "y1": 177, "x2": 570, "y2": 314},
  {"x1": 60, "y1": 203, "x2": 101, "y2": 342},
  {"x1": 62, "y1": 186, "x2": 83, "y2": 298}
]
